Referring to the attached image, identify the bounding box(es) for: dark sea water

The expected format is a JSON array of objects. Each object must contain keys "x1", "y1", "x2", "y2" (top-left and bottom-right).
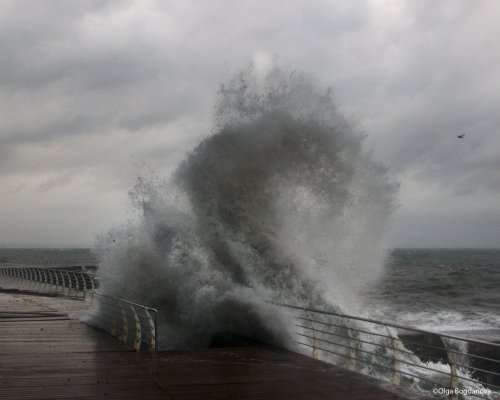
[
  {"x1": 1, "y1": 247, "x2": 498, "y2": 335},
  {"x1": 366, "y1": 248, "x2": 500, "y2": 335},
  {"x1": 0, "y1": 248, "x2": 96, "y2": 266}
]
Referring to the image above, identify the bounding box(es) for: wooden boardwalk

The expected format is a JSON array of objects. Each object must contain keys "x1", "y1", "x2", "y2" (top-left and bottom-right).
[{"x1": 0, "y1": 291, "x2": 411, "y2": 400}]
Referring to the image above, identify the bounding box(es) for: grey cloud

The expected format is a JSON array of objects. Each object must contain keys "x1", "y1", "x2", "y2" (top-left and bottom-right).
[
  {"x1": 349, "y1": 1, "x2": 500, "y2": 199},
  {"x1": 1, "y1": 0, "x2": 499, "y2": 247},
  {"x1": 37, "y1": 172, "x2": 74, "y2": 192}
]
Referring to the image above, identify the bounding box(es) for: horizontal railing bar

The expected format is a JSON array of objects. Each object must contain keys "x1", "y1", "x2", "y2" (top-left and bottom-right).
[
  {"x1": 278, "y1": 303, "x2": 500, "y2": 349},
  {"x1": 94, "y1": 303, "x2": 156, "y2": 323},
  {"x1": 293, "y1": 315, "x2": 500, "y2": 364},
  {"x1": 296, "y1": 324, "x2": 393, "y2": 350},
  {"x1": 0, "y1": 267, "x2": 96, "y2": 288},
  {"x1": 295, "y1": 316, "x2": 394, "y2": 339},
  {"x1": 296, "y1": 341, "x2": 460, "y2": 393},
  {"x1": 89, "y1": 297, "x2": 156, "y2": 317},
  {"x1": 92, "y1": 303, "x2": 154, "y2": 322},
  {"x1": 295, "y1": 325, "x2": 500, "y2": 382},
  {"x1": 295, "y1": 316, "x2": 393, "y2": 340},
  {"x1": 93, "y1": 298, "x2": 155, "y2": 315},
  {"x1": 94, "y1": 291, "x2": 157, "y2": 313},
  {"x1": 298, "y1": 340, "x2": 494, "y2": 399},
  {"x1": 295, "y1": 324, "x2": 442, "y2": 363},
  {"x1": 400, "y1": 337, "x2": 500, "y2": 366},
  {"x1": 296, "y1": 332, "x2": 465, "y2": 381},
  {"x1": 293, "y1": 315, "x2": 500, "y2": 365}
]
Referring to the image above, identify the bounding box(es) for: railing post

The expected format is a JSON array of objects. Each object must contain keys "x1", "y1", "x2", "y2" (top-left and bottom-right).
[
  {"x1": 130, "y1": 305, "x2": 142, "y2": 351},
  {"x1": 47, "y1": 269, "x2": 53, "y2": 292},
  {"x1": 119, "y1": 301, "x2": 129, "y2": 344},
  {"x1": 442, "y1": 338, "x2": 459, "y2": 400},
  {"x1": 56, "y1": 270, "x2": 62, "y2": 292},
  {"x1": 64, "y1": 271, "x2": 72, "y2": 296},
  {"x1": 36, "y1": 268, "x2": 42, "y2": 290},
  {"x1": 22, "y1": 267, "x2": 27, "y2": 288},
  {"x1": 33, "y1": 267, "x2": 39, "y2": 290},
  {"x1": 41, "y1": 268, "x2": 47, "y2": 291},
  {"x1": 145, "y1": 309, "x2": 156, "y2": 352},
  {"x1": 386, "y1": 326, "x2": 401, "y2": 386},
  {"x1": 307, "y1": 311, "x2": 318, "y2": 359},
  {"x1": 344, "y1": 319, "x2": 356, "y2": 372},
  {"x1": 21, "y1": 268, "x2": 27, "y2": 289},
  {"x1": 73, "y1": 272, "x2": 80, "y2": 294},
  {"x1": 62, "y1": 270, "x2": 67, "y2": 292},
  {"x1": 31, "y1": 267, "x2": 37, "y2": 290}
]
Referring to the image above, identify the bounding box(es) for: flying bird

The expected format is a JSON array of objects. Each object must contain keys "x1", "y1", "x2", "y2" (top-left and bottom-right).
[{"x1": 457, "y1": 133, "x2": 466, "y2": 138}]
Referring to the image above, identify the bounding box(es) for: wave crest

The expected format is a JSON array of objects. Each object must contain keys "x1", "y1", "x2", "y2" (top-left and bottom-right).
[{"x1": 95, "y1": 67, "x2": 398, "y2": 349}]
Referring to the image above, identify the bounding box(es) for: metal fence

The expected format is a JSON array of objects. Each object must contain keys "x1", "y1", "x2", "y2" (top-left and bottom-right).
[
  {"x1": 0, "y1": 265, "x2": 157, "y2": 353},
  {"x1": 0, "y1": 265, "x2": 96, "y2": 297},
  {"x1": 84, "y1": 291, "x2": 157, "y2": 352},
  {"x1": 276, "y1": 303, "x2": 500, "y2": 400}
]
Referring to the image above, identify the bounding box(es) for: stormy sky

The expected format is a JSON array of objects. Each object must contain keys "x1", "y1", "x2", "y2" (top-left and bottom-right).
[{"x1": 1, "y1": 0, "x2": 499, "y2": 248}]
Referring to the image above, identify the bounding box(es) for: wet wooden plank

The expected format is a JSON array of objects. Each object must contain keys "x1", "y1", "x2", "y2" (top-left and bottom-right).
[{"x1": 0, "y1": 291, "x2": 410, "y2": 399}]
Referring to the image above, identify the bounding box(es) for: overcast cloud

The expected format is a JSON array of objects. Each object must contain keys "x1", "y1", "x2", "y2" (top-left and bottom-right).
[{"x1": 1, "y1": 0, "x2": 499, "y2": 248}]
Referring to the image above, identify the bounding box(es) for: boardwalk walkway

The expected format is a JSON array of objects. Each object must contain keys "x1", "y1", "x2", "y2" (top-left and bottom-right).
[{"x1": 0, "y1": 291, "x2": 410, "y2": 400}]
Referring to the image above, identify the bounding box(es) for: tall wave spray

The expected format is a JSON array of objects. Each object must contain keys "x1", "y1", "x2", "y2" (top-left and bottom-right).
[{"x1": 96, "y1": 68, "x2": 398, "y2": 349}]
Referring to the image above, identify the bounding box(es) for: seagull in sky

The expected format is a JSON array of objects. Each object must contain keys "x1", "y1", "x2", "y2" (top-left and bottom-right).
[{"x1": 457, "y1": 133, "x2": 466, "y2": 138}]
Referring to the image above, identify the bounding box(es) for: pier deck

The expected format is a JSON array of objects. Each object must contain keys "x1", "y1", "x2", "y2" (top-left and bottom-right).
[{"x1": 0, "y1": 291, "x2": 409, "y2": 399}]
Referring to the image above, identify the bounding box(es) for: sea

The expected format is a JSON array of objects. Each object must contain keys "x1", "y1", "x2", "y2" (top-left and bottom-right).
[
  {"x1": 1, "y1": 247, "x2": 498, "y2": 338},
  {"x1": 366, "y1": 248, "x2": 500, "y2": 339}
]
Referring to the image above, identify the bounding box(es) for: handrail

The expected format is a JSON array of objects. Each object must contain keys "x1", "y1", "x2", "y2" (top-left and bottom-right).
[
  {"x1": 94, "y1": 291, "x2": 158, "y2": 313},
  {"x1": 0, "y1": 266, "x2": 157, "y2": 353},
  {"x1": 294, "y1": 315, "x2": 500, "y2": 365},
  {"x1": 273, "y1": 302, "x2": 499, "y2": 400},
  {"x1": 275, "y1": 302, "x2": 500, "y2": 349},
  {"x1": 0, "y1": 265, "x2": 97, "y2": 297},
  {"x1": 84, "y1": 291, "x2": 157, "y2": 352}
]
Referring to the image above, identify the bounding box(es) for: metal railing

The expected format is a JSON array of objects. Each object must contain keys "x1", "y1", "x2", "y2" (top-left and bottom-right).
[
  {"x1": 275, "y1": 303, "x2": 500, "y2": 400},
  {"x1": 84, "y1": 291, "x2": 157, "y2": 352},
  {"x1": 0, "y1": 265, "x2": 97, "y2": 297},
  {"x1": 0, "y1": 265, "x2": 157, "y2": 353}
]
